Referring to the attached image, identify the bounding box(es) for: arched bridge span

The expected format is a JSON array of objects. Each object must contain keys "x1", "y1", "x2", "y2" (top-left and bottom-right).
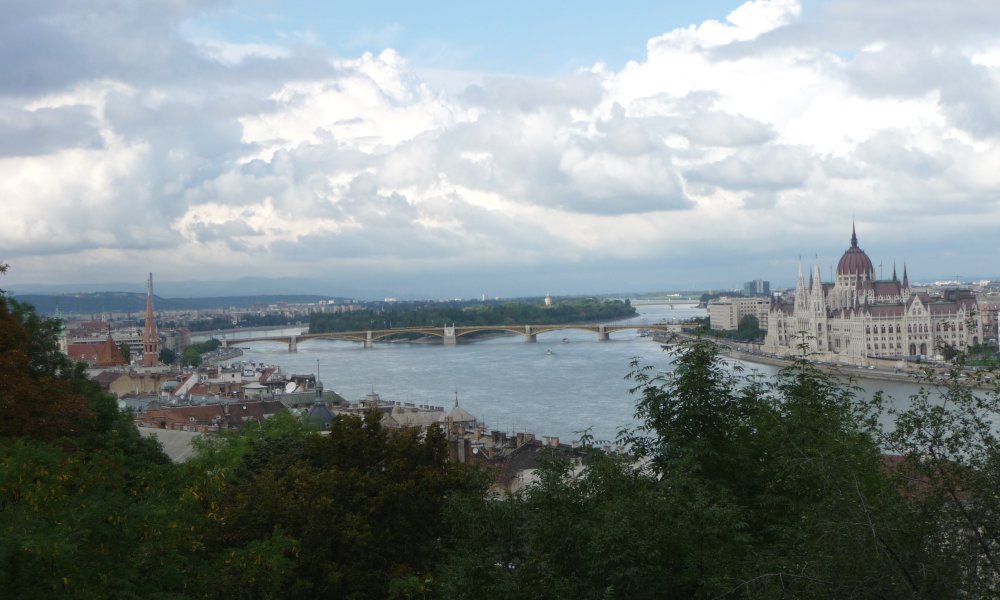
[{"x1": 222, "y1": 323, "x2": 680, "y2": 352}]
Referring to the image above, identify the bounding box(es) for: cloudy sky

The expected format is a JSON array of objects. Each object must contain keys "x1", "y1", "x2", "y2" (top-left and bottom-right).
[{"x1": 3, "y1": 0, "x2": 1000, "y2": 298}]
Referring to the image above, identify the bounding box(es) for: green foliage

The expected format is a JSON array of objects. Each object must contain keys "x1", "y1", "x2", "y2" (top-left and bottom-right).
[
  {"x1": 181, "y1": 346, "x2": 202, "y2": 367},
  {"x1": 310, "y1": 298, "x2": 637, "y2": 334},
  {"x1": 193, "y1": 411, "x2": 481, "y2": 598},
  {"x1": 117, "y1": 341, "x2": 131, "y2": 363},
  {"x1": 191, "y1": 338, "x2": 222, "y2": 353},
  {"x1": 441, "y1": 339, "x2": 974, "y2": 597},
  {"x1": 179, "y1": 339, "x2": 219, "y2": 367},
  {"x1": 734, "y1": 314, "x2": 763, "y2": 341},
  {"x1": 0, "y1": 291, "x2": 190, "y2": 598},
  {"x1": 159, "y1": 346, "x2": 177, "y2": 364},
  {"x1": 965, "y1": 343, "x2": 999, "y2": 366},
  {"x1": 879, "y1": 363, "x2": 1000, "y2": 596}
]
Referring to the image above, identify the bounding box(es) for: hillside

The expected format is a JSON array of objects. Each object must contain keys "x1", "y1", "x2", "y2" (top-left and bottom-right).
[{"x1": 11, "y1": 292, "x2": 344, "y2": 315}]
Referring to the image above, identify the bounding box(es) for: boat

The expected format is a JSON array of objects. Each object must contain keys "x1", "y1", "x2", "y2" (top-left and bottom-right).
[
  {"x1": 561, "y1": 338, "x2": 570, "y2": 343},
  {"x1": 545, "y1": 348, "x2": 555, "y2": 355}
]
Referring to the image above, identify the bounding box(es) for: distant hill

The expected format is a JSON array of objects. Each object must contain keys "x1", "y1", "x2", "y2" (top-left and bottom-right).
[
  {"x1": 10, "y1": 292, "x2": 346, "y2": 316},
  {"x1": 5, "y1": 276, "x2": 400, "y2": 300}
]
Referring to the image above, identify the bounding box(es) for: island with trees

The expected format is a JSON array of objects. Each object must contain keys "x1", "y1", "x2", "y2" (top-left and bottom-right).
[{"x1": 309, "y1": 297, "x2": 637, "y2": 335}]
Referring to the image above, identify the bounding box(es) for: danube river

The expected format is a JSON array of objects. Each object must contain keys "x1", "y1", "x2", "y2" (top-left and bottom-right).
[{"x1": 229, "y1": 303, "x2": 936, "y2": 443}]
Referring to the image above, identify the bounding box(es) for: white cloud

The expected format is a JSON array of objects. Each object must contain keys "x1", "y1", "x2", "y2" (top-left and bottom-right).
[{"x1": 4, "y1": 0, "x2": 1000, "y2": 293}]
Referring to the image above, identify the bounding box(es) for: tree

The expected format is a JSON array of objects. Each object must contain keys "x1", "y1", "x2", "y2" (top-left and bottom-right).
[
  {"x1": 0, "y1": 278, "x2": 196, "y2": 597},
  {"x1": 0, "y1": 297, "x2": 97, "y2": 440},
  {"x1": 181, "y1": 346, "x2": 202, "y2": 367},
  {"x1": 192, "y1": 411, "x2": 481, "y2": 598},
  {"x1": 442, "y1": 339, "x2": 953, "y2": 597},
  {"x1": 735, "y1": 314, "x2": 762, "y2": 341},
  {"x1": 879, "y1": 363, "x2": 1000, "y2": 596},
  {"x1": 159, "y1": 347, "x2": 177, "y2": 364},
  {"x1": 118, "y1": 341, "x2": 131, "y2": 364}
]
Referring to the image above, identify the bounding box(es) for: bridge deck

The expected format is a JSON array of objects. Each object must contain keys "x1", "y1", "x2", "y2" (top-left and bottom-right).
[{"x1": 224, "y1": 323, "x2": 683, "y2": 347}]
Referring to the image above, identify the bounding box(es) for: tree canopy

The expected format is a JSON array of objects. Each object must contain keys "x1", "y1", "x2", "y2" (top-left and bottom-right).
[
  {"x1": 310, "y1": 298, "x2": 636, "y2": 334},
  {"x1": 441, "y1": 339, "x2": 1000, "y2": 597}
]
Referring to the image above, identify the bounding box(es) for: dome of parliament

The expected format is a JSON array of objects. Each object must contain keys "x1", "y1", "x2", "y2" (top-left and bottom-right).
[{"x1": 836, "y1": 226, "x2": 874, "y2": 277}]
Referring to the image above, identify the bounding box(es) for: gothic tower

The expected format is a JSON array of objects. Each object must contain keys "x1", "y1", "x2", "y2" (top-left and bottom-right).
[{"x1": 142, "y1": 273, "x2": 159, "y2": 367}]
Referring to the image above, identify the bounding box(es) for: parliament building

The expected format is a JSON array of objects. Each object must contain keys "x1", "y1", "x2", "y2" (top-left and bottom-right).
[{"x1": 764, "y1": 226, "x2": 983, "y2": 363}]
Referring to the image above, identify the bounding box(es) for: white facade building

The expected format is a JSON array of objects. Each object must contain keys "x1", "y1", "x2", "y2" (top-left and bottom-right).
[
  {"x1": 708, "y1": 296, "x2": 770, "y2": 331},
  {"x1": 764, "y1": 227, "x2": 983, "y2": 362}
]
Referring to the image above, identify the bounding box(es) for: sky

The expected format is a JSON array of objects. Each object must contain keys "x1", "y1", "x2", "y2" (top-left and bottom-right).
[{"x1": 3, "y1": 0, "x2": 1000, "y2": 298}]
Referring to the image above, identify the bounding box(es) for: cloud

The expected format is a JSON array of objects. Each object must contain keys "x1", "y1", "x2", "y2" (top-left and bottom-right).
[
  {"x1": 687, "y1": 145, "x2": 812, "y2": 191},
  {"x1": 0, "y1": 105, "x2": 104, "y2": 156},
  {"x1": 4, "y1": 0, "x2": 1000, "y2": 293},
  {"x1": 683, "y1": 111, "x2": 775, "y2": 147}
]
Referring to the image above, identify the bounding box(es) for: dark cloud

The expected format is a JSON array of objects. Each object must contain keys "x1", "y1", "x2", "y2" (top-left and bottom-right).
[
  {"x1": 855, "y1": 131, "x2": 949, "y2": 177},
  {"x1": 687, "y1": 145, "x2": 812, "y2": 191},
  {"x1": 0, "y1": 105, "x2": 103, "y2": 156}
]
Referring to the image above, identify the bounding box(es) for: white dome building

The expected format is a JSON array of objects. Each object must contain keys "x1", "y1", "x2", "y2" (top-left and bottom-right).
[{"x1": 765, "y1": 226, "x2": 982, "y2": 362}]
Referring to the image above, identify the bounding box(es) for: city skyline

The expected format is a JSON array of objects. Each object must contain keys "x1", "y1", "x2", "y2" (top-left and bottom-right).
[{"x1": 3, "y1": 0, "x2": 1000, "y2": 297}]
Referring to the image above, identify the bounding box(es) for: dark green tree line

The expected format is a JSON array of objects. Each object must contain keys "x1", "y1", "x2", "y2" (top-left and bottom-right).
[{"x1": 310, "y1": 298, "x2": 636, "y2": 333}]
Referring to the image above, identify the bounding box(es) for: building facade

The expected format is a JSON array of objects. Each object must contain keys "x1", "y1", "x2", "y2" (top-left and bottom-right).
[
  {"x1": 708, "y1": 296, "x2": 770, "y2": 331},
  {"x1": 764, "y1": 227, "x2": 983, "y2": 363},
  {"x1": 742, "y1": 279, "x2": 771, "y2": 297}
]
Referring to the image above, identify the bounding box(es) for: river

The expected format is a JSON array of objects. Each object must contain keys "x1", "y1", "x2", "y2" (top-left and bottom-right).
[{"x1": 228, "y1": 303, "x2": 941, "y2": 444}]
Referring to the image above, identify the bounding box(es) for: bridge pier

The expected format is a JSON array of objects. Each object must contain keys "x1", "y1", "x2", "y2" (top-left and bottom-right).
[
  {"x1": 524, "y1": 325, "x2": 537, "y2": 343},
  {"x1": 288, "y1": 336, "x2": 298, "y2": 353},
  {"x1": 443, "y1": 325, "x2": 457, "y2": 346},
  {"x1": 597, "y1": 326, "x2": 609, "y2": 342},
  {"x1": 364, "y1": 330, "x2": 374, "y2": 349}
]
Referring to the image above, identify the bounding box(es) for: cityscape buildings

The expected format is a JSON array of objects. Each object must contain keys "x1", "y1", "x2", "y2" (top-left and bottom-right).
[
  {"x1": 742, "y1": 279, "x2": 771, "y2": 297},
  {"x1": 764, "y1": 226, "x2": 984, "y2": 363}
]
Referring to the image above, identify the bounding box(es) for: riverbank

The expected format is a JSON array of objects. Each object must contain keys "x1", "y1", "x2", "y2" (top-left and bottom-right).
[{"x1": 653, "y1": 332, "x2": 999, "y2": 390}]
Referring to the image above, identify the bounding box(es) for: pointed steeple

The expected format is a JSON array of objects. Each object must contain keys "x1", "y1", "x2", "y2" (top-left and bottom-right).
[
  {"x1": 795, "y1": 257, "x2": 807, "y2": 312},
  {"x1": 902, "y1": 263, "x2": 909, "y2": 289},
  {"x1": 142, "y1": 272, "x2": 159, "y2": 367},
  {"x1": 892, "y1": 263, "x2": 897, "y2": 281},
  {"x1": 851, "y1": 220, "x2": 858, "y2": 248}
]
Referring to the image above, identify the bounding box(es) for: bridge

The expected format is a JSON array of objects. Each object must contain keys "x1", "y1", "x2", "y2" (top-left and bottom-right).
[{"x1": 221, "y1": 323, "x2": 680, "y2": 352}]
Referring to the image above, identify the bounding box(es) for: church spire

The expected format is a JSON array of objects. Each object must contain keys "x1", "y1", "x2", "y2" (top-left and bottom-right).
[
  {"x1": 142, "y1": 272, "x2": 159, "y2": 367},
  {"x1": 850, "y1": 221, "x2": 858, "y2": 248},
  {"x1": 902, "y1": 263, "x2": 909, "y2": 289},
  {"x1": 892, "y1": 263, "x2": 897, "y2": 281}
]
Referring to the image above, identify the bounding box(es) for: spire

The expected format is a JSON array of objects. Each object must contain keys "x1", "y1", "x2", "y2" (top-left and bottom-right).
[
  {"x1": 142, "y1": 272, "x2": 159, "y2": 367},
  {"x1": 851, "y1": 221, "x2": 858, "y2": 248},
  {"x1": 902, "y1": 263, "x2": 909, "y2": 289},
  {"x1": 892, "y1": 263, "x2": 897, "y2": 281}
]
